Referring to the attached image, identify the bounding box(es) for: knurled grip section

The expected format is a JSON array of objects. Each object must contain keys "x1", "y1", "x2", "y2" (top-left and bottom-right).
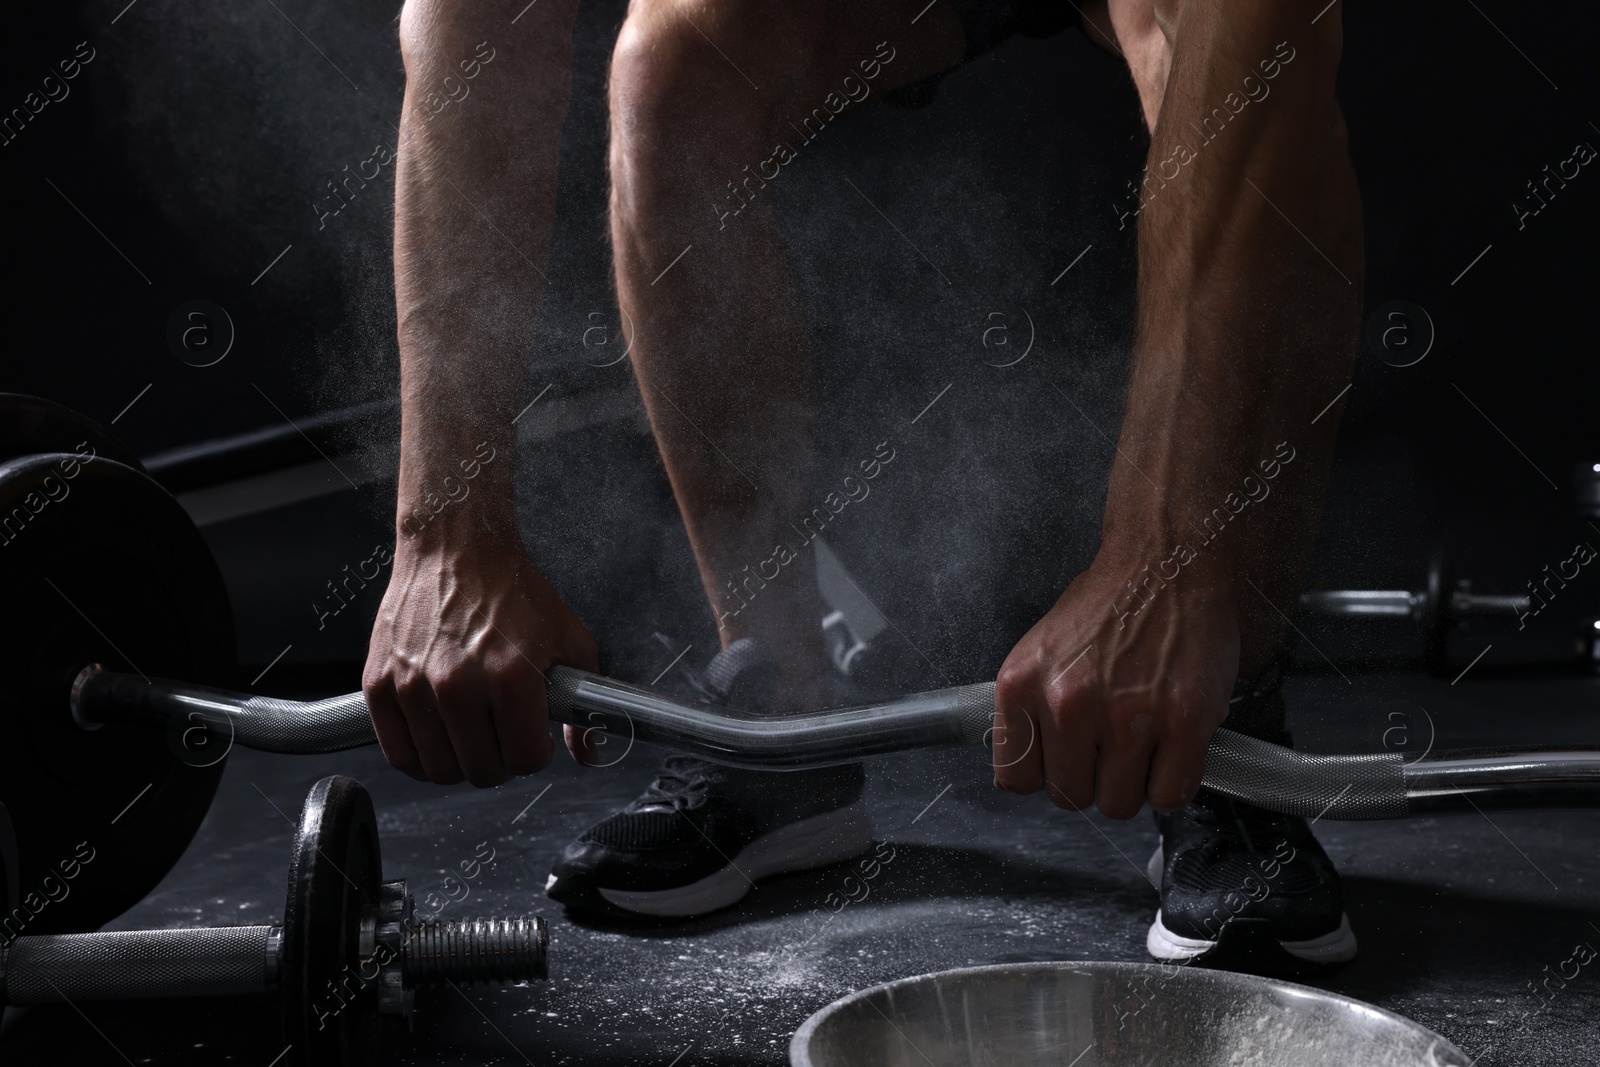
[
  {"x1": 961, "y1": 688, "x2": 1405, "y2": 820},
  {"x1": 954, "y1": 682, "x2": 997, "y2": 745},
  {"x1": 546, "y1": 667, "x2": 582, "y2": 725},
  {"x1": 2, "y1": 926, "x2": 275, "y2": 1004},
  {"x1": 1203, "y1": 729, "x2": 1410, "y2": 820},
  {"x1": 234, "y1": 693, "x2": 375, "y2": 753}
]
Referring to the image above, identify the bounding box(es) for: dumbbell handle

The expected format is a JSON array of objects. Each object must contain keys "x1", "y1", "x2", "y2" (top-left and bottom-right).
[
  {"x1": 0, "y1": 916, "x2": 547, "y2": 1006},
  {"x1": 1297, "y1": 588, "x2": 1531, "y2": 620},
  {"x1": 71, "y1": 665, "x2": 1600, "y2": 820},
  {"x1": 1, "y1": 925, "x2": 278, "y2": 1004}
]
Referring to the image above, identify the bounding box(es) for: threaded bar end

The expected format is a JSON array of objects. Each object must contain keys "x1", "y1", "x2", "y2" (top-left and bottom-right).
[{"x1": 400, "y1": 917, "x2": 548, "y2": 985}]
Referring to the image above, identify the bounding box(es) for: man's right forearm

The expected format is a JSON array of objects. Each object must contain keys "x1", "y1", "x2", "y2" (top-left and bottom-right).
[{"x1": 393, "y1": 0, "x2": 579, "y2": 546}]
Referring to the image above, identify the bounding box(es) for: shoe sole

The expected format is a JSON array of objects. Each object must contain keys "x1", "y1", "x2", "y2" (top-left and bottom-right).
[
  {"x1": 588, "y1": 800, "x2": 874, "y2": 918},
  {"x1": 1146, "y1": 909, "x2": 1358, "y2": 965},
  {"x1": 1143, "y1": 845, "x2": 1358, "y2": 967}
]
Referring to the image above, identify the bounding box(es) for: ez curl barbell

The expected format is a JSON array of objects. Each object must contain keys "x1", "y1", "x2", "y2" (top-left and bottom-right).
[{"x1": 2, "y1": 396, "x2": 1598, "y2": 951}]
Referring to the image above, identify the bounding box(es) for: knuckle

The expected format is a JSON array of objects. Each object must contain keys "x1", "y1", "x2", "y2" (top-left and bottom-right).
[
  {"x1": 1167, "y1": 709, "x2": 1219, "y2": 751},
  {"x1": 1169, "y1": 682, "x2": 1221, "y2": 721},
  {"x1": 392, "y1": 674, "x2": 429, "y2": 706},
  {"x1": 1043, "y1": 673, "x2": 1088, "y2": 714},
  {"x1": 495, "y1": 655, "x2": 540, "y2": 690},
  {"x1": 994, "y1": 660, "x2": 1033, "y2": 706},
  {"x1": 430, "y1": 671, "x2": 472, "y2": 709},
  {"x1": 361, "y1": 660, "x2": 390, "y2": 695},
  {"x1": 1108, "y1": 701, "x2": 1158, "y2": 743}
]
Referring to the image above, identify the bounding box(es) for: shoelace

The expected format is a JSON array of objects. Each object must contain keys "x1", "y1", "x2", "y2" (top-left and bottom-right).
[
  {"x1": 636, "y1": 755, "x2": 711, "y2": 811},
  {"x1": 1191, "y1": 794, "x2": 1299, "y2": 857}
]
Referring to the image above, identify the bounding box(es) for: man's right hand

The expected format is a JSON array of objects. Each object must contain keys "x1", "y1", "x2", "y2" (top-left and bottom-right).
[{"x1": 363, "y1": 537, "x2": 598, "y2": 787}]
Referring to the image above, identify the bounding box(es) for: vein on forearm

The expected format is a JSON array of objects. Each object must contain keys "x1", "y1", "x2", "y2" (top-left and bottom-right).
[
  {"x1": 391, "y1": 5, "x2": 578, "y2": 523},
  {"x1": 1108, "y1": 1, "x2": 1354, "y2": 556}
]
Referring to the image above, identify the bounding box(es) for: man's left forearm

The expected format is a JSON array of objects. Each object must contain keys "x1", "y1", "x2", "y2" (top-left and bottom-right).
[
  {"x1": 1104, "y1": 0, "x2": 1363, "y2": 670},
  {"x1": 994, "y1": 0, "x2": 1362, "y2": 814}
]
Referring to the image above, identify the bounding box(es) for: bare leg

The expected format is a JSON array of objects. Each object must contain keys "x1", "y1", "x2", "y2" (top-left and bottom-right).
[{"x1": 608, "y1": 0, "x2": 963, "y2": 710}]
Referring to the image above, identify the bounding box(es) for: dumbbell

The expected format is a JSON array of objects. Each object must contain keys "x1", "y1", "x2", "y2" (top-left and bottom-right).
[
  {"x1": 1300, "y1": 461, "x2": 1600, "y2": 672},
  {"x1": 1296, "y1": 553, "x2": 1532, "y2": 673},
  {"x1": 0, "y1": 774, "x2": 546, "y2": 1067}
]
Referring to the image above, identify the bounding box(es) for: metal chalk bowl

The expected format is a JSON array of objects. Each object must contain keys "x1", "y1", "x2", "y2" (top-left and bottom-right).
[{"x1": 790, "y1": 962, "x2": 1469, "y2": 1067}]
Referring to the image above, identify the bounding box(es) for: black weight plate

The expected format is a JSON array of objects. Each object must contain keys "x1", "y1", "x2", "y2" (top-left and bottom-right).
[
  {"x1": 0, "y1": 393, "x2": 143, "y2": 471},
  {"x1": 0, "y1": 453, "x2": 235, "y2": 937},
  {"x1": 281, "y1": 775, "x2": 382, "y2": 1067},
  {"x1": 1423, "y1": 550, "x2": 1456, "y2": 677}
]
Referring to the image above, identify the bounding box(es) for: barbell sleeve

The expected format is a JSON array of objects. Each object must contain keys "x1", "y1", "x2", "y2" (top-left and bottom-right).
[
  {"x1": 73, "y1": 665, "x2": 376, "y2": 755},
  {"x1": 69, "y1": 665, "x2": 1600, "y2": 819}
]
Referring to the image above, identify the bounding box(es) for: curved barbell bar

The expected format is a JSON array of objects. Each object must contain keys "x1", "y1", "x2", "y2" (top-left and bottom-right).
[{"x1": 71, "y1": 665, "x2": 1600, "y2": 820}]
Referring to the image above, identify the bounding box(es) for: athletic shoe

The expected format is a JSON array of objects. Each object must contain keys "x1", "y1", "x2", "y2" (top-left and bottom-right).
[
  {"x1": 1145, "y1": 789, "x2": 1356, "y2": 973},
  {"x1": 545, "y1": 639, "x2": 872, "y2": 918}
]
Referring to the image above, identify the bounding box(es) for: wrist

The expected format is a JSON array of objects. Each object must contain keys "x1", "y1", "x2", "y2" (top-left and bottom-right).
[
  {"x1": 395, "y1": 435, "x2": 516, "y2": 543},
  {"x1": 1094, "y1": 524, "x2": 1237, "y2": 598},
  {"x1": 394, "y1": 481, "x2": 519, "y2": 550},
  {"x1": 396, "y1": 506, "x2": 520, "y2": 552}
]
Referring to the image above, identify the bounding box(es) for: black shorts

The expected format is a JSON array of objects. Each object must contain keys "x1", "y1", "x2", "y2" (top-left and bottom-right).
[{"x1": 886, "y1": 0, "x2": 1077, "y2": 107}]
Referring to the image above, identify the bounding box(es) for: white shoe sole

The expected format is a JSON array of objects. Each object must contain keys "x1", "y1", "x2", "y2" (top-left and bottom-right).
[
  {"x1": 1143, "y1": 845, "x2": 1358, "y2": 964},
  {"x1": 580, "y1": 800, "x2": 874, "y2": 918},
  {"x1": 1146, "y1": 909, "x2": 1357, "y2": 964}
]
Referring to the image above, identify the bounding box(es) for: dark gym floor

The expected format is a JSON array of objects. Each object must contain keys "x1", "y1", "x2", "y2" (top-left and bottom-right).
[{"x1": 3, "y1": 667, "x2": 1596, "y2": 1066}]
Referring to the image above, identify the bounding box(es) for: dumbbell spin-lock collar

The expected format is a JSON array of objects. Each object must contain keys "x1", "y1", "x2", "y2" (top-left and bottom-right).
[{"x1": 71, "y1": 665, "x2": 1600, "y2": 820}]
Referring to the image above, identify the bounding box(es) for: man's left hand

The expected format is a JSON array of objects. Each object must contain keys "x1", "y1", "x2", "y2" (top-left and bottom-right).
[{"x1": 992, "y1": 546, "x2": 1240, "y2": 818}]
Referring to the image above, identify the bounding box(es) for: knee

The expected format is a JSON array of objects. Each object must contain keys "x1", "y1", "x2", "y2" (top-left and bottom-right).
[
  {"x1": 399, "y1": 0, "x2": 500, "y2": 71},
  {"x1": 399, "y1": 0, "x2": 578, "y2": 77},
  {"x1": 609, "y1": 0, "x2": 774, "y2": 227},
  {"x1": 610, "y1": 0, "x2": 775, "y2": 160},
  {"x1": 1118, "y1": 0, "x2": 1344, "y2": 130},
  {"x1": 1152, "y1": 0, "x2": 1344, "y2": 81}
]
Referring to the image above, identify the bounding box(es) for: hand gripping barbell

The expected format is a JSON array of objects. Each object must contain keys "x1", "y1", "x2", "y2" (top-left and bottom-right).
[
  {"x1": 0, "y1": 775, "x2": 546, "y2": 1067},
  {"x1": 4, "y1": 410, "x2": 1599, "y2": 948}
]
